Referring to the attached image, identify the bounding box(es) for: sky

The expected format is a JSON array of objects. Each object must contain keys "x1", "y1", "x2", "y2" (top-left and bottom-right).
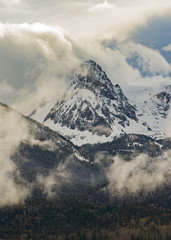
[{"x1": 0, "y1": 0, "x2": 171, "y2": 113}]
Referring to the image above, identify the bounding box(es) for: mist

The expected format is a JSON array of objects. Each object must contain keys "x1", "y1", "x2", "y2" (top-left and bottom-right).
[
  {"x1": 36, "y1": 162, "x2": 70, "y2": 198},
  {"x1": 107, "y1": 153, "x2": 171, "y2": 196},
  {"x1": 0, "y1": 104, "x2": 30, "y2": 207},
  {"x1": 0, "y1": 102, "x2": 73, "y2": 207}
]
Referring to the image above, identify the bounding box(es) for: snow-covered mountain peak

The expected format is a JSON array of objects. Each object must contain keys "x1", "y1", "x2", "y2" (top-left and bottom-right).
[
  {"x1": 73, "y1": 60, "x2": 104, "y2": 80},
  {"x1": 31, "y1": 61, "x2": 171, "y2": 146},
  {"x1": 31, "y1": 60, "x2": 155, "y2": 145},
  {"x1": 72, "y1": 60, "x2": 114, "y2": 92}
]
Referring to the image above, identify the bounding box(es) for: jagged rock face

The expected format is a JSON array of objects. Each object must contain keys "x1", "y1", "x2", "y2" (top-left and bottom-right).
[{"x1": 44, "y1": 60, "x2": 138, "y2": 136}]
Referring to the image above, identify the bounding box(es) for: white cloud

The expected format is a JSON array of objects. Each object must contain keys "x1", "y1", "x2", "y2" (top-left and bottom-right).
[
  {"x1": 90, "y1": 0, "x2": 114, "y2": 11},
  {"x1": 1, "y1": 0, "x2": 171, "y2": 42},
  {"x1": 64, "y1": 1, "x2": 171, "y2": 41},
  {"x1": 71, "y1": 38, "x2": 141, "y2": 86},
  {"x1": 162, "y1": 43, "x2": 171, "y2": 52},
  {"x1": 0, "y1": 23, "x2": 80, "y2": 114},
  {"x1": 0, "y1": 0, "x2": 21, "y2": 6},
  {"x1": 119, "y1": 42, "x2": 171, "y2": 77},
  {"x1": 73, "y1": 39, "x2": 171, "y2": 89}
]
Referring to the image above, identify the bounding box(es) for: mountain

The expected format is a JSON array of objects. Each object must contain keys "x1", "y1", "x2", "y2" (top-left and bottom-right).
[
  {"x1": 32, "y1": 60, "x2": 164, "y2": 146},
  {"x1": 1, "y1": 64, "x2": 171, "y2": 240},
  {"x1": 1, "y1": 102, "x2": 171, "y2": 240},
  {"x1": 0, "y1": 102, "x2": 107, "y2": 200},
  {"x1": 2, "y1": 100, "x2": 169, "y2": 200}
]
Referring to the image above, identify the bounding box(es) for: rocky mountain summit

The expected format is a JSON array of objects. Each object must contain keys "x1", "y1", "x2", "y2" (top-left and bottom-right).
[{"x1": 31, "y1": 60, "x2": 171, "y2": 146}]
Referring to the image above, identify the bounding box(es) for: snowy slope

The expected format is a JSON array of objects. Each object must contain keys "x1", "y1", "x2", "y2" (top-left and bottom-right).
[
  {"x1": 136, "y1": 86, "x2": 171, "y2": 138},
  {"x1": 31, "y1": 60, "x2": 171, "y2": 146}
]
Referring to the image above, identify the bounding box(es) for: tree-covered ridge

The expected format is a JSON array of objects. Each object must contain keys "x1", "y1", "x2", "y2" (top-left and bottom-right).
[{"x1": 0, "y1": 197, "x2": 170, "y2": 240}]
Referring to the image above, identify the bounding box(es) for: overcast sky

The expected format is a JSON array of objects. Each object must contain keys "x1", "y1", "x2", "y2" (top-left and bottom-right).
[{"x1": 0, "y1": 0, "x2": 171, "y2": 113}]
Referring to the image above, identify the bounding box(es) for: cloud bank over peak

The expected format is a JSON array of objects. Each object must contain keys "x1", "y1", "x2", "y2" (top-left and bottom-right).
[
  {"x1": 0, "y1": 1, "x2": 170, "y2": 113},
  {"x1": 0, "y1": 21, "x2": 170, "y2": 114}
]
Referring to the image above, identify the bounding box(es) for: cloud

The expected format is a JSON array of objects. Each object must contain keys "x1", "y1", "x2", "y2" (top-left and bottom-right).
[
  {"x1": 71, "y1": 38, "x2": 141, "y2": 85},
  {"x1": 0, "y1": 21, "x2": 170, "y2": 115},
  {"x1": 73, "y1": 39, "x2": 171, "y2": 89},
  {"x1": 107, "y1": 153, "x2": 171, "y2": 196},
  {"x1": 90, "y1": 0, "x2": 114, "y2": 11},
  {"x1": 1, "y1": 1, "x2": 171, "y2": 42},
  {"x1": 119, "y1": 42, "x2": 171, "y2": 77},
  {"x1": 0, "y1": 23, "x2": 80, "y2": 114},
  {"x1": 62, "y1": 0, "x2": 171, "y2": 40},
  {"x1": 162, "y1": 43, "x2": 171, "y2": 52},
  {"x1": 0, "y1": 0, "x2": 21, "y2": 6}
]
